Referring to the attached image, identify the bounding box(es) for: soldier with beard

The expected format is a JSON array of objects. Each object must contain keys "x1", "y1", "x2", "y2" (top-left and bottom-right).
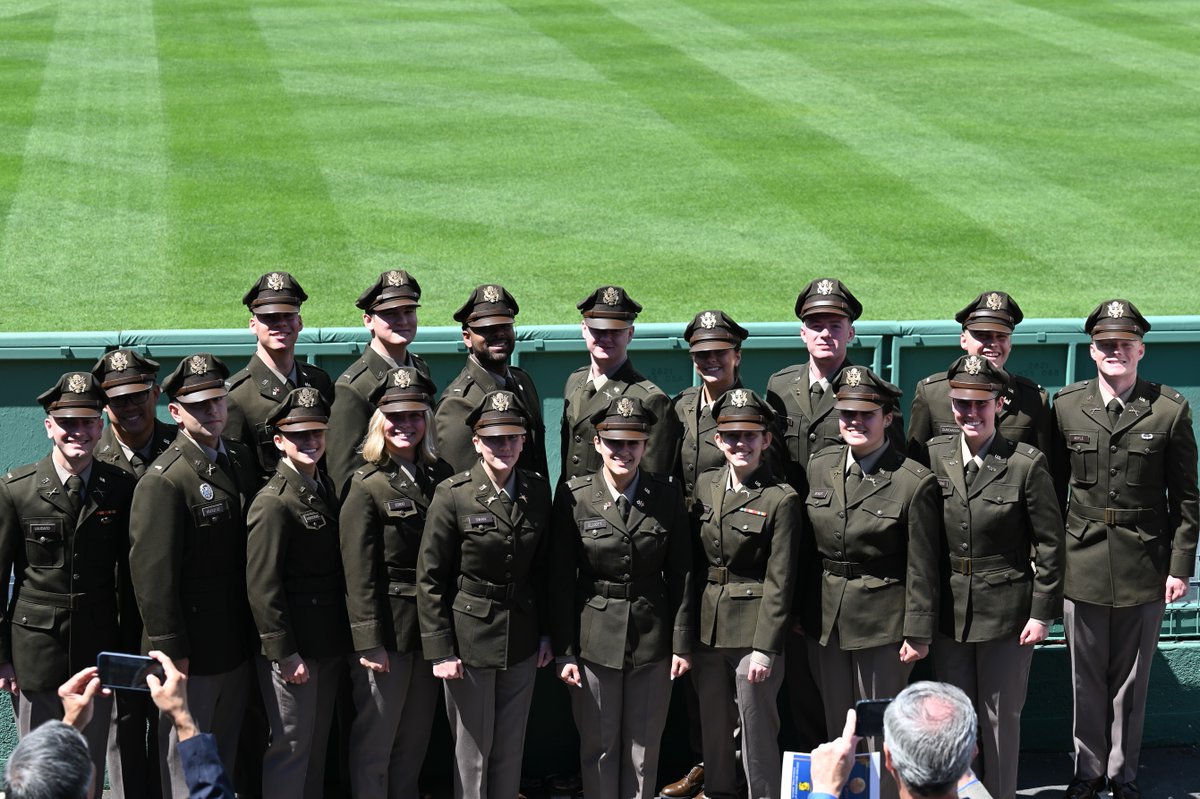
[{"x1": 435, "y1": 285, "x2": 547, "y2": 475}]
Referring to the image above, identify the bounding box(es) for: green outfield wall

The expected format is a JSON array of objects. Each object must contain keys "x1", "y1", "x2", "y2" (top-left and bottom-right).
[{"x1": 2, "y1": 318, "x2": 1199, "y2": 779}]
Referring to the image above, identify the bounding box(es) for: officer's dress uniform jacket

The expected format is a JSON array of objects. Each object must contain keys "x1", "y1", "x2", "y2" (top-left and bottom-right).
[
  {"x1": 561, "y1": 359, "x2": 678, "y2": 481},
  {"x1": 327, "y1": 348, "x2": 431, "y2": 492},
  {"x1": 550, "y1": 470, "x2": 694, "y2": 799},
  {"x1": 95, "y1": 420, "x2": 178, "y2": 478},
  {"x1": 671, "y1": 383, "x2": 737, "y2": 499},
  {"x1": 1051, "y1": 376, "x2": 1200, "y2": 786},
  {"x1": 0, "y1": 457, "x2": 135, "y2": 690},
  {"x1": 927, "y1": 433, "x2": 1063, "y2": 799},
  {"x1": 246, "y1": 463, "x2": 349, "y2": 799},
  {"x1": 436, "y1": 357, "x2": 546, "y2": 475},
  {"x1": 804, "y1": 444, "x2": 939, "y2": 650},
  {"x1": 908, "y1": 371, "x2": 1051, "y2": 464},
  {"x1": 690, "y1": 463, "x2": 798, "y2": 799},
  {"x1": 225, "y1": 355, "x2": 334, "y2": 481},
  {"x1": 1053, "y1": 378, "x2": 1199, "y2": 606},
  {"x1": 129, "y1": 433, "x2": 258, "y2": 673},
  {"x1": 339, "y1": 457, "x2": 453, "y2": 799}
]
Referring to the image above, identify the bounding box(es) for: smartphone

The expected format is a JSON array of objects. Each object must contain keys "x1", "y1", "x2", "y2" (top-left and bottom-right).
[
  {"x1": 97, "y1": 652, "x2": 165, "y2": 692},
  {"x1": 854, "y1": 698, "x2": 893, "y2": 737}
]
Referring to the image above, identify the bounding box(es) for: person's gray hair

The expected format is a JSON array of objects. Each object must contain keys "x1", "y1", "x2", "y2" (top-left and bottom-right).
[
  {"x1": 4, "y1": 720, "x2": 92, "y2": 799},
  {"x1": 883, "y1": 681, "x2": 977, "y2": 797}
]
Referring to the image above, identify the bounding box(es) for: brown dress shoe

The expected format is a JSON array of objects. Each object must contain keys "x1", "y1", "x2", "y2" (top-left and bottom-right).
[
  {"x1": 1109, "y1": 780, "x2": 1141, "y2": 799},
  {"x1": 660, "y1": 765, "x2": 704, "y2": 798},
  {"x1": 1064, "y1": 775, "x2": 1106, "y2": 799}
]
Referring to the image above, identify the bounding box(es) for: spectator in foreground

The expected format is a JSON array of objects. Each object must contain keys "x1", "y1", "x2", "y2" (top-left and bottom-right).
[{"x1": 808, "y1": 681, "x2": 991, "y2": 799}]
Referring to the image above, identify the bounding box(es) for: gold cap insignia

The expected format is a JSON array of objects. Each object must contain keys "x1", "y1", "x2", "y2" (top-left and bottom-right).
[
  {"x1": 109, "y1": 351, "x2": 130, "y2": 372},
  {"x1": 297, "y1": 388, "x2": 319, "y2": 407},
  {"x1": 846, "y1": 367, "x2": 863, "y2": 387},
  {"x1": 386, "y1": 270, "x2": 405, "y2": 287},
  {"x1": 492, "y1": 393, "x2": 511, "y2": 412},
  {"x1": 602, "y1": 287, "x2": 621, "y2": 306},
  {"x1": 1107, "y1": 301, "x2": 1125, "y2": 319},
  {"x1": 189, "y1": 355, "x2": 208, "y2": 375},
  {"x1": 393, "y1": 370, "x2": 412, "y2": 388},
  {"x1": 67, "y1": 374, "x2": 88, "y2": 394},
  {"x1": 816, "y1": 279, "x2": 834, "y2": 296},
  {"x1": 965, "y1": 355, "x2": 983, "y2": 375},
  {"x1": 483, "y1": 285, "x2": 501, "y2": 303},
  {"x1": 700, "y1": 311, "x2": 717, "y2": 329},
  {"x1": 731, "y1": 389, "x2": 749, "y2": 407},
  {"x1": 986, "y1": 292, "x2": 1003, "y2": 310},
  {"x1": 267, "y1": 272, "x2": 285, "y2": 291},
  {"x1": 617, "y1": 397, "x2": 635, "y2": 417}
]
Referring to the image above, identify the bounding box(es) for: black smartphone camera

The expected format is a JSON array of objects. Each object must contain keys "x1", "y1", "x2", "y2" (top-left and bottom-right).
[{"x1": 97, "y1": 652, "x2": 165, "y2": 692}]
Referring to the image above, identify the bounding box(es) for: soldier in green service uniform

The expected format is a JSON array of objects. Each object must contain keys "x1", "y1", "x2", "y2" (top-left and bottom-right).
[
  {"x1": 225, "y1": 272, "x2": 334, "y2": 484},
  {"x1": 0, "y1": 371, "x2": 136, "y2": 795},
  {"x1": 327, "y1": 270, "x2": 432, "y2": 492},
  {"x1": 926, "y1": 354, "x2": 1063, "y2": 799},
  {"x1": 1052, "y1": 300, "x2": 1199, "y2": 799},
  {"x1": 804, "y1": 367, "x2": 939, "y2": 799},
  {"x1": 91, "y1": 349, "x2": 177, "y2": 799},
  {"x1": 560, "y1": 286, "x2": 679, "y2": 482},
  {"x1": 128, "y1": 353, "x2": 259, "y2": 799},
  {"x1": 246, "y1": 388, "x2": 350, "y2": 799},
  {"x1": 907, "y1": 291, "x2": 1052, "y2": 465},
  {"x1": 435, "y1": 284, "x2": 546, "y2": 475}
]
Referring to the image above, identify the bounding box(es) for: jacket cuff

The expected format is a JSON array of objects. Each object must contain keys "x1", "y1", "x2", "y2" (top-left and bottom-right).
[
  {"x1": 260, "y1": 632, "x2": 296, "y2": 662},
  {"x1": 1170, "y1": 551, "x2": 1196, "y2": 578},
  {"x1": 147, "y1": 633, "x2": 188, "y2": 660},
  {"x1": 350, "y1": 621, "x2": 384, "y2": 652},
  {"x1": 421, "y1": 630, "x2": 455, "y2": 661}
]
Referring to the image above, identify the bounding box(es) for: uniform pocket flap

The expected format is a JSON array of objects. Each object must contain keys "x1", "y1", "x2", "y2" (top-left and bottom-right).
[
  {"x1": 806, "y1": 489, "x2": 832, "y2": 508},
  {"x1": 12, "y1": 600, "x2": 56, "y2": 630},
  {"x1": 729, "y1": 583, "x2": 764, "y2": 599},
  {"x1": 452, "y1": 592, "x2": 493, "y2": 619},
  {"x1": 981, "y1": 569, "x2": 1029, "y2": 586},
  {"x1": 858, "y1": 497, "x2": 903, "y2": 520},
  {"x1": 980, "y1": 483, "x2": 1020, "y2": 505},
  {"x1": 584, "y1": 595, "x2": 609, "y2": 610},
  {"x1": 730, "y1": 512, "x2": 767, "y2": 535},
  {"x1": 861, "y1": 575, "x2": 901, "y2": 591}
]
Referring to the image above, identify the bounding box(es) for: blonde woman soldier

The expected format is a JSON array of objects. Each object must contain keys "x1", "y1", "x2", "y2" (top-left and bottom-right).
[{"x1": 340, "y1": 366, "x2": 453, "y2": 798}]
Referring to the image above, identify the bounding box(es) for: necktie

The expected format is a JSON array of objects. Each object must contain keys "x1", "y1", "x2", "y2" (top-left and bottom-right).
[
  {"x1": 497, "y1": 489, "x2": 515, "y2": 520},
  {"x1": 617, "y1": 495, "x2": 631, "y2": 523},
  {"x1": 845, "y1": 462, "x2": 863, "y2": 497},
  {"x1": 811, "y1": 382, "x2": 825, "y2": 399},
  {"x1": 65, "y1": 475, "x2": 85, "y2": 519},
  {"x1": 965, "y1": 460, "x2": 980, "y2": 489},
  {"x1": 129, "y1": 451, "x2": 148, "y2": 478},
  {"x1": 582, "y1": 381, "x2": 597, "y2": 404},
  {"x1": 1107, "y1": 399, "x2": 1122, "y2": 428},
  {"x1": 215, "y1": 451, "x2": 236, "y2": 486}
]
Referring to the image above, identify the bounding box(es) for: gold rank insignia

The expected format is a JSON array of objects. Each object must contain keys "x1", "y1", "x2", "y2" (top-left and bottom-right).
[
  {"x1": 393, "y1": 370, "x2": 411, "y2": 388},
  {"x1": 731, "y1": 389, "x2": 749, "y2": 407},
  {"x1": 700, "y1": 311, "x2": 717, "y2": 329},
  {"x1": 966, "y1": 355, "x2": 983, "y2": 374},
  {"x1": 817, "y1": 279, "x2": 834, "y2": 295},
  {"x1": 297, "y1": 388, "x2": 319, "y2": 407},
  {"x1": 492, "y1": 393, "x2": 511, "y2": 411},
  {"x1": 67, "y1": 374, "x2": 87, "y2": 393},
  {"x1": 267, "y1": 272, "x2": 285, "y2": 291},
  {"x1": 109, "y1": 351, "x2": 129, "y2": 372},
  {"x1": 617, "y1": 397, "x2": 634, "y2": 417},
  {"x1": 1107, "y1": 301, "x2": 1125, "y2": 318},
  {"x1": 602, "y1": 286, "x2": 621, "y2": 305},
  {"x1": 483, "y1": 285, "x2": 501, "y2": 303},
  {"x1": 189, "y1": 355, "x2": 208, "y2": 375},
  {"x1": 986, "y1": 292, "x2": 1003, "y2": 310},
  {"x1": 846, "y1": 367, "x2": 862, "y2": 387},
  {"x1": 386, "y1": 270, "x2": 405, "y2": 287}
]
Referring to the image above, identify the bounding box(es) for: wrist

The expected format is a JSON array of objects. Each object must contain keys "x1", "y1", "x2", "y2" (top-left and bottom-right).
[{"x1": 174, "y1": 712, "x2": 199, "y2": 741}]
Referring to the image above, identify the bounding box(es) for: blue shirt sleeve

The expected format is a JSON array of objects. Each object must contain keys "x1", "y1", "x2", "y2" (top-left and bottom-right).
[{"x1": 178, "y1": 733, "x2": 235, "y2": 799}]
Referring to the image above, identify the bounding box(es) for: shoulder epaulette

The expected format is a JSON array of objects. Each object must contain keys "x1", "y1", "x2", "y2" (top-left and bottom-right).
[
  {"x1": 646, "y1": 471, "x2": 674, "y2": 486},
  {"x1": 566, "y1": 474, "x2": 592, "y2": 492},
  {"x1": 338, "y1": 358, "x2": 370, "y2": 384},
  {"x1": 1053, "y1": 380, "x2": 1088, "y2": 399},
  {"x1": 224, "y1": 368, "x2": 252, "y2": 390},
  {"x1": 1151, "y1": 382, "x2": 1186, "y2": 405},
  {"x1": 1016, "y1": 443, "x2": 1041, "y2": 460},
  {"x1": 354, "y1": 463, "x2": 380, "y2": 480},
  {"x1": 264, "y1": 472, "x2": 287, "y2": 495},
  {"x1": 898, "y1": 459, "x2": 929, "y2": 478},
  {"x1": 809, "y1": 445, "x2": 845, "y2": 464},
  {"x1": 449, "y1": 471, "x2": 474, "y2": 487},
  {"x1": 525, "y1": 470, "x2": 549, "y2": 485},
  {"x1": 3, "y1": 463, "x2": 38, "y2": 483},
  {"x1": 921, "y1": 372, "x2": 949, "y2": 386},
  {"x1": 94, "y1": 460, "x2": 136, "y2": 484},
  {"x1": 769, "y1": 364, "x2": 804, "y2": 381},
  {"x1": 1011, "y1": 373, "x2": 1044, "y2": 392}
]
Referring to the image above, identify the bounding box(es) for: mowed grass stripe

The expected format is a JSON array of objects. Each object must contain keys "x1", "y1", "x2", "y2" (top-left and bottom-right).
[
  {"x1": 609, "y1": 0, "x2": 1191, "y2": 309},
  {"x1": 1025, "y1": 0, "x2": 1200, "y2": 52},
  {"x1": 252, "y1": 0, "x2": 853, "y2": 324},
  {"x1": 928, "y1": 0, "x2": 1200, "y2": 91},
  {"x1": 0, "y1": 0, "x2": 171, "y2": 330},
  {"x1": 151, "y1": 0, "x2": 355, "y2": 330},
  {"x1": 498, "y1": 0, "x2": 1036, "y2": 306},
  {"x1": 0, "y1": 3, "x2": 56, "y2": 230}
]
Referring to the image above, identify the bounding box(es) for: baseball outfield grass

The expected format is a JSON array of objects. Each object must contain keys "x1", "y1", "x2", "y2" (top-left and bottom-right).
[{"x1": 1, "y1": 0, "x2": 1198, "y2": 332}]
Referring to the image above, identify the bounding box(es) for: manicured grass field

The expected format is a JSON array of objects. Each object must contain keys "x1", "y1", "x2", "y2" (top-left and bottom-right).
[{"x1": 1, "y1": 0, "x2": 1198, "y2": 332}]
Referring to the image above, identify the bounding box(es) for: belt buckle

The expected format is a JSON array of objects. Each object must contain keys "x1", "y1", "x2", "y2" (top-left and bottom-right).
[
  {"x1": 958, "y1": 559, "x2": 971, "y2": 576},
  {"x1": 1106, "y1": 507, "x2": 1116, "y2": 525}
]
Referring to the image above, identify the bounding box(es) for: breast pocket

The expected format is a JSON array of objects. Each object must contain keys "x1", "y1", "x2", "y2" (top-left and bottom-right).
[
  {"x1": 979, "y1": 483, "x2": 1021, "y2": 516},
  {"x1": 1065, "y1": 431, "x2": 1098, "y2": 486},
  {"x1": 23, "y1": 519, "x2": 65, "y2": 568},
  {"x1": 1126, "y1": 431, "x2": 1166, "y2": 487},
  {"x1": 857, "y1": 497, "x2": 903, "y2": 526},
  {"x1": 727, "y1": 512, "x2": 767, "y2": 537}
]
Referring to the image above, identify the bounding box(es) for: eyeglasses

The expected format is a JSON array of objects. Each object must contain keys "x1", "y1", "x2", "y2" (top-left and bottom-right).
[{"x1": 108, "y1": 391, "x2": 153, "y2": 409}]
